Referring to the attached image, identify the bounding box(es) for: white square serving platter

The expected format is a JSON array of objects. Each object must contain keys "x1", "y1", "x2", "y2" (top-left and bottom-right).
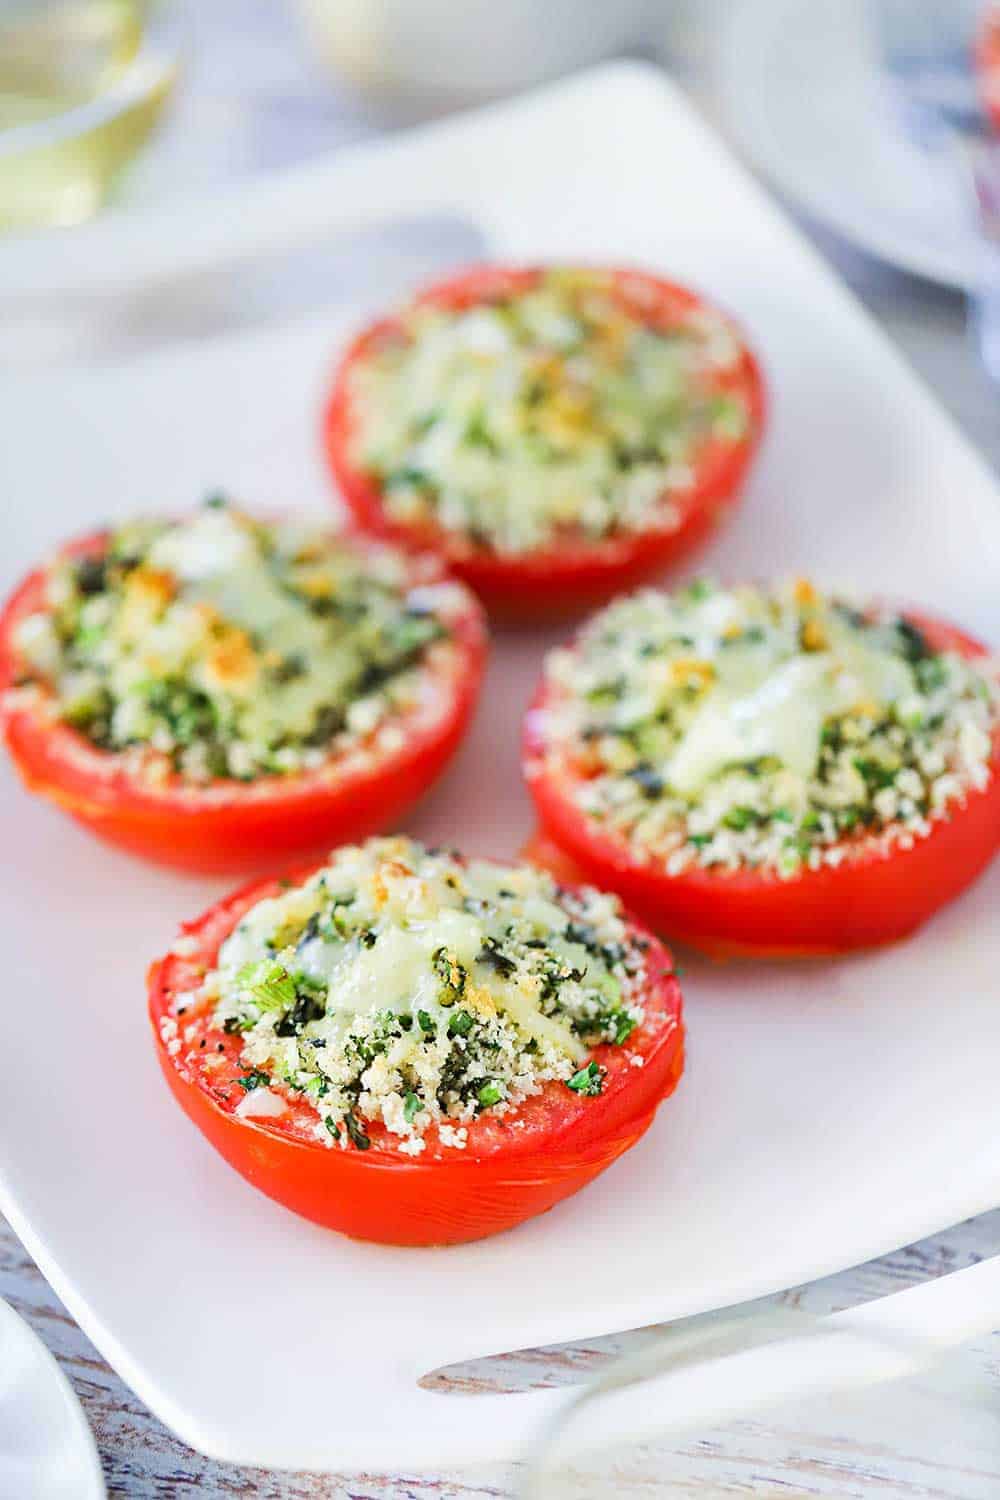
[{"x1": 2, "y1": 63, "x2": 1000, "y2": 1473}]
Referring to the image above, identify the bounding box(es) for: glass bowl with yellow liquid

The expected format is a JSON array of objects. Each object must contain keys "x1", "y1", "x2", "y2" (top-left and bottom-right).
[{"x1": 0, "y1": 0, "x2": 179, "y2": 230}]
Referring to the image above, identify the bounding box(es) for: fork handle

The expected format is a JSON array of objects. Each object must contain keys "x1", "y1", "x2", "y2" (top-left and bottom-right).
[{"x1": 524, "y1": 1253, "x2": 1000, "y2": 1479}]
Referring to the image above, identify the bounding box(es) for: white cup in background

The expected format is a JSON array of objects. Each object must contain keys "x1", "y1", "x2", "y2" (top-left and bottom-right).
[{"x1": 293, "y1": 0, "x2": 658, "y2": 112}]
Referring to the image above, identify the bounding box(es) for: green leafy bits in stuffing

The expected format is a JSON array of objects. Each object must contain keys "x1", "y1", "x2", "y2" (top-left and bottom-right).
[
  {"x1": 11, "y1": 503, "x2": 466, "y2": 786},
  {"x1": 203, "y1": 837, "x2": 651, "y2": 1154},
  {"x1": 532, "y1": 579, "x2": 999, "y2": 878},
  {"x1": 349, "y1": 268, "x2": 755, "y2": 557}
]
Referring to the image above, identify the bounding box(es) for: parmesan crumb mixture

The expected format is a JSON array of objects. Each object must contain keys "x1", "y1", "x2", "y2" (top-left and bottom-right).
[
  {"x1": 349, "y1": 268, "x2": 753, "y2": 556},
  {"x1": 203, "y1": 838, "x2": 648, "y2": 1154},
  {"x1": 532, "y1": 580, "x2": 999, "y2": 878},
  {"x1": 12, "y1": 501, "x2": 465, "y2": 783}
]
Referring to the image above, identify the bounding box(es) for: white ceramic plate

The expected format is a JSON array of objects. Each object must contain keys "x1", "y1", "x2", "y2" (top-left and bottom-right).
[
  {"x1": 714, "y1": 0, "x2": 984, "y2": 288},
  {"x1": 1, "y1": 62, "x2": 999, "y2": 1473},
  {"x1": 0, "y1": 1299, "x2": 104, "y2": 1500}
]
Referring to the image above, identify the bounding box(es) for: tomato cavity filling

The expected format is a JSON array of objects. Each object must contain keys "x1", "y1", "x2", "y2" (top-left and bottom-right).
[
  {"x1": 10, "y1": 500, "x2": 470, "y2": 785},
  {"x1": 347, "y1": 268, "x2": 755, "y2": 557},
  {"x1": 529, "y1": 579, "x2": 1000, "y2": 878},
  {"x1": 166, "y1": 837, "x2": 655, "y2": 1156}
]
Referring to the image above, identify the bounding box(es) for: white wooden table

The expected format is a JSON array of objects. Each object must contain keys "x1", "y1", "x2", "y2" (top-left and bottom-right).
[{"x1": 5, "y1": 10, "x2": 1000, "y2": 1493}]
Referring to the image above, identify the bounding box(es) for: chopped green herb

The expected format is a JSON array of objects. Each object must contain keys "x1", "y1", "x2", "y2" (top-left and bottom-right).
[
  {"x1": 403, "y1": 1091, "x2": 424, "y2": 1124},
  {"x1": 611, "y1": 1009, "x2": 637, "y2": 1045},
  {"x1": 722, "y1": 805, "x2": 757, "y2": 831},
  {"x1": 433, "y1": 945, "x2": 467, "y2": 1005},
  {"x1": 344, "y1": 1110, "x2": 371, "y2": 1151},
  {"x1": 236, "y1": 960, "x2": 297, "y2": 1012},
  {"x1": 628, "y1": 764, "x2": 664, "y2": 799},
  {"x1": 566, "y1": 1061, "x2": 603, "y2": 1097},
  {"x1": 237, "y1": 1069, "x2": 271, "y2": 1092},
  {"x1": 478, "y1": 938, "x2": 516, "y2": 979},
  {"x1": 684, "y1": 578, "x2": 712, "y2": 602}
]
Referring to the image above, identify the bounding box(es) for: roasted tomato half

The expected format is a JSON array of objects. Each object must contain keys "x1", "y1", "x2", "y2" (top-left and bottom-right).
[
  {"x1": 0, "y1": 504, "x2": 486, "y2": 873},
  {"x1": 323, "y1": 264, "x2": 765, "y2": 618},
  {"x1": 149, "y1": 837, "x2": 685, "y2": 1245},
  {"x1": 523, "y1": 578, "x2": 1000, "y2": 958}
]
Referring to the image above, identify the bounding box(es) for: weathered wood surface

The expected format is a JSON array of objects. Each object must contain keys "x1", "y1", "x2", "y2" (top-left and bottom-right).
[{"x1": 5, "y1": 1209, "x2": 1000, "y2": 1497}]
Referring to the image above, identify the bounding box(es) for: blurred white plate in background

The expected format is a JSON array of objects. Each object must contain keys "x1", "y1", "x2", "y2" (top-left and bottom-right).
[
  {"x1": 715, "y1": 0, "x2": 983, "y2": 288},
  {"x1": 0, "y1": 1299, "x2": 104, "y2": 1500},
  {"x1": 2, "y1": 62, "x2": 1000, "y2": 1472}
]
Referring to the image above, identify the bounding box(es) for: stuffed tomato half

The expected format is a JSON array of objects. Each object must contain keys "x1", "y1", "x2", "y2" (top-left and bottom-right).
[
  {"x1": 324, "y1": 264, "x2": 765, "y2": 617},
  {"x1": 523, "y1": 578, "x2": 1000, "y2": 958},
  {"x1": 0, "y1": 502, "x2": 486, "y2": 873},
  {"x1": 149, "y1": 836, "x2": 685, "y2": 1245}
]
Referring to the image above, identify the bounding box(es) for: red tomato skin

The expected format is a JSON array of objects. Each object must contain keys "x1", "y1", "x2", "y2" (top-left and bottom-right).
[
  {"x1": 323, "y1": 264, "x2": 767, "y2": 619},
  {"x1": 0, "y1": 532, "x2": 488, "y2": 874},
  {"x1": 148, "y1": 866, "x2": 685, "y2": 1246},
  {"x1": 523, "y1": 612, "x2": 1000, "y2": 959}
]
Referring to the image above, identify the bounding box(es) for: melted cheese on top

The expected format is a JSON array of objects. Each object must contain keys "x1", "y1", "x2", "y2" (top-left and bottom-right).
[
  {"x1": 532, "y1": 580, "x2": 998, "y2": 877},
  {"x1": 204, "y1": 838, "x2": 650, "y2": 1152},
  {"x1": 13, "y1": 504, "x2": 466, "y2": 783},
  {"x1": 348, "y1": 268, "x2": 755, "y2": 556}
]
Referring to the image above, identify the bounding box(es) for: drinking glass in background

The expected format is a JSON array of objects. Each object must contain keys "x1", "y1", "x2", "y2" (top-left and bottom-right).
[{"x1": 0, "y1": 0, "x2": 178, "y2": 230}]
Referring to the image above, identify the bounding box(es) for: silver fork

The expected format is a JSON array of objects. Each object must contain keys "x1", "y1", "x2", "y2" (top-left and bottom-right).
[{"x1": 876, "y1": 0, "x2": 1000, "y2": 382}]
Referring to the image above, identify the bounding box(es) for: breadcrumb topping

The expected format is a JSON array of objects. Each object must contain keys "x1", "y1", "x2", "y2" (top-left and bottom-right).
[
  {"x1": 529, "y1": 579, "x2": 999, "y2": 877},
  {"x1": 203, "y1": 837, "x2": 650, "y2": 1151},
  {"x1": 11, "y1": 500, "x2": 466, "y2": 785},
  {"x1": 349, "y1": 268, "x2": 756, "y2": 556}
]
